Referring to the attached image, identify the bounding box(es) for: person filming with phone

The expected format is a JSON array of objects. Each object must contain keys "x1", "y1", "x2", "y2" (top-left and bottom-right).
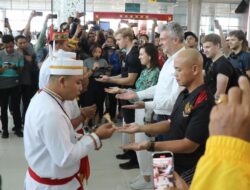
[
  {"x1": 116, "y1": 49, "x2": 214, "y2": 184},
  {"x1": 0, "y1": 35, "x2": 24, "y2": 138}
]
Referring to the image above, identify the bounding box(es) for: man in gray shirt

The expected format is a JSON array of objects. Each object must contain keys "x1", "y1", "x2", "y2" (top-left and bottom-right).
[{"x1": 0, "y1": 35, "x2": 24, "y2": 138}]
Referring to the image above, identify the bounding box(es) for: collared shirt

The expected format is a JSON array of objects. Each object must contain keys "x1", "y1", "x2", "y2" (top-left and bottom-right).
[
  {"x1": 228, "y1": 51, "x2": 250, "y2": 72},
  {"x1": 137, "y1": 47, "x2": 185, "y2": 115},
  {"x1": 165, "y1": 85, "x2": 214, "y2": 173},
  {"x1": 24, "y1": 90, "x2": 100, "y2": 190}
]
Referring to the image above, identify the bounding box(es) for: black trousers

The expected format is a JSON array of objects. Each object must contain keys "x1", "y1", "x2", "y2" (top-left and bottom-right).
[
  {"x1": 21, "y1": 85, "x2": 36, "y2": 122},
  {"x1": 106, "y1": 93, "x2": 117, "y2": 118},
  {"x1": 0, "y1": 86, "x2": 22, "y2": 132}
]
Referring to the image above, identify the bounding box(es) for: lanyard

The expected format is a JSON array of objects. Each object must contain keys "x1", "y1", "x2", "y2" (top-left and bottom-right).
[{"x1": 42, "y1": 88, "x2": 71, "y2": 121}]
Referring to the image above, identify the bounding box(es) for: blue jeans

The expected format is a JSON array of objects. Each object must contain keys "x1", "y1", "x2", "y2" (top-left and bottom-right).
[{"x1": 156, "y1": 114, "x2": 170, "y2": 141}]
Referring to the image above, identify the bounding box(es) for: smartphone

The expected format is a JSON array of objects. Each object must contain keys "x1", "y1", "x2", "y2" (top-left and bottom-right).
[
  {"x1": 152, "y1": 151, "x2": 174, "y2": 190},
  {"x1": 48, "y1": 14, "x2": 57, "y2": 19},
  {"x1": 81, "y1": 24, "x2": 88, "y2": 30},
  {"x1": 35, "y1": 11, "x2": 43, "y2": 16},
  {"x1": 3, "y1": 62, "x2": 12, "y2": 69},
  {"x1": 214, "y1": 19, "x2": 220, "y2": 28},
  {"x1": 87, "y1": 21, "x2": 96, "y2": 25},
  {"x1": 4, "y1": 18, "x2": 9, "y2": 27}
]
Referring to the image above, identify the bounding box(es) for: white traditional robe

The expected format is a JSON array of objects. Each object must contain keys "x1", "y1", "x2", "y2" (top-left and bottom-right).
[{"x1": 24, "y1": 91, "x2": 99, "y2": 190}]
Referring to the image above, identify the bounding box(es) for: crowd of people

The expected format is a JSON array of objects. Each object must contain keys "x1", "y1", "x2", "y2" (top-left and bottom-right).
[{"x1": 0, "y1": 10, "x2": 250, "y2": 190}]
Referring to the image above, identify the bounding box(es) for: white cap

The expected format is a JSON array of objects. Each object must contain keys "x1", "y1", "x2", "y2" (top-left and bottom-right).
[
  {"x1": 54, "y1": 49, "x2": 76, "y2": 59},
  {"x1": 49, "y1": 57, "x2": 83, "y2": 76}
]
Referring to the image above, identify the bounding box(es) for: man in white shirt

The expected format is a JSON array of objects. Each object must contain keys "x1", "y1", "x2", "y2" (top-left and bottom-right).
[
  {"x1": 117, "y1": 22, "x2": 185, "y2": 138},
  {"x1": 24, "y1": 56, "x2": 115, "y2": 190}
]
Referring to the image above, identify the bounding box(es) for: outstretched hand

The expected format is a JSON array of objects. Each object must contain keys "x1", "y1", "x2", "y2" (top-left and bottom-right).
[
  {"x1": 95, "y1": 123, "x2": 116, "y2": 140},
  {"x1": 105, "y1": 87, "x2": 122, "y2": 94},
  {"x1": 115, "y1": 90, "x2": 138, "y2": 100},
  {"x1": 122, "y1": 101, "x2": 145, "y2": 109},
  {"x1": 120, "y1": 141, "x2": 149, "y2": 151},
  {"x1": 116, "y1": 123, "x2": 140, "y2": 134}
]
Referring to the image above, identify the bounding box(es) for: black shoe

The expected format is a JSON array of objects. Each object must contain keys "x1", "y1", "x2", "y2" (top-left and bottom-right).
[
  {"x1": 119, "y1": 160, "x2": 139, "y2": 170},
  {"x1": 116, "y1": 152, "x2": 131, "y2": 160},
  {"x1": 2, "y1": 131, "x2": 9, "y2": 139},
  {"x1": 15, "y1": 131, "x2": 23, "y2": 137},
  {"x1": 12, "y1": 126, "x2": 23, "y2": 132},
  {"x1": 116, "y1": 150, "x2": 136, "y2": 160}
]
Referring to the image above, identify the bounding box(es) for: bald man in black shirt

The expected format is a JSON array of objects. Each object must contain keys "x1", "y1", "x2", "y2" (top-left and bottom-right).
[{"x1": 117, "y1": 49, "x2": 214, "y2": 184}]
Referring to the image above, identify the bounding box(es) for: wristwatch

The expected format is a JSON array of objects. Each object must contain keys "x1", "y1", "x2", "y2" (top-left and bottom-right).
[{"x1": 147, "y1": 141, "x2": 155, "y2": 152}]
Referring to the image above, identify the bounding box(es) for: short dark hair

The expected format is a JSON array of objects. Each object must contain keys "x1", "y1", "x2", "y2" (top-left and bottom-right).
[
  {"x1": 89, "y1": 44, "x2": 102, "y2": 57},
  {"x1": 184, "y1": 31, "x2": 198, "y2": 42},
  {"x1": 155, "y1": 32, "x2": 160, "y2": 38},
  {"x1": 202, "y1": 33, "x2": 221, "y2": 46},
  {"x1": 15, "y1": 35, "x2": 27, "y2": 43},
  {"x1": 2, "y1": 35, "x2": 14, "y2": 44},
  {"x1": 140, "y1": 43, "x2": 159, "y2": 69},
  {"x1": 106, "y1": 35, "x2": 116, "y2": 43},
  {"x1": 229, "y1": 30, "x2": 248, "y2": 51}
]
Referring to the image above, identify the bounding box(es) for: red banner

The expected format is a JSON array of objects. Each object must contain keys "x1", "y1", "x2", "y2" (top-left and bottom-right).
[{"x1": 94, "y1": 12, "x2": 173, "y2": 21}]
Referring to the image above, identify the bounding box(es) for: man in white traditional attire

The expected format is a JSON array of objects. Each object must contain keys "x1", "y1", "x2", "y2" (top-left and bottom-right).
[{"x1": 24, "y1": 55, "x2": 115, "y2": 190}]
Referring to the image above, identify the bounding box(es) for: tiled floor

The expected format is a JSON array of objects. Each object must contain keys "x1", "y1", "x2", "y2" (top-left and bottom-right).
[{"x1": 0, "y1": 120, "x2": 143, "y2": 190}]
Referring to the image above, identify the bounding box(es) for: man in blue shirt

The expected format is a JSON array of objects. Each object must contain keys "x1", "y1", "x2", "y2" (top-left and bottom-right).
[{"x1": 0, "y1": 35, "x2": 24, "y2": 138}]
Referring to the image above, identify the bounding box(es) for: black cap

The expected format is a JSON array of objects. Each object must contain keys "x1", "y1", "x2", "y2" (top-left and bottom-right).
[{"x1": 184, "y1": 31, "x2": 198, "y2": 42}]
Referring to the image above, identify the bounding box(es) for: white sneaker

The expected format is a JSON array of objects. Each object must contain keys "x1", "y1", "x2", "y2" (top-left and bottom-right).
[
  {"x1": 130, "y1": 174, "x2": 143, "y2": 184},
  {"x1": 130, "y1": 178, "x2": 154, "y2": 190}
]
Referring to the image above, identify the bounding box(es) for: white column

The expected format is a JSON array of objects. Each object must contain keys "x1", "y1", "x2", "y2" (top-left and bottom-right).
[
  {"x1": 247, "y1": 3, "x2": 250, "y2": 45},
  {"x1": 187, "y1": 0, "x2": 202, "y2": 36}
]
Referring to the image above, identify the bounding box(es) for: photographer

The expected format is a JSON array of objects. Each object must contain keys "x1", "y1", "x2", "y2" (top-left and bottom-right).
[
  {"x1": 102, "y1": 36, "x2": 121, "y2": 120},
  {"x1": 0, "y1": 35, "x2": 24, "y2": 138},
  {"x1": 81, "y1": 44, "x2": 109, "y2": 126}
]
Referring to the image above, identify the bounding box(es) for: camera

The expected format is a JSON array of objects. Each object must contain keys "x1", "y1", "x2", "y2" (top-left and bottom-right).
[{"x1": 103, "y1": 45, "x2": 115, "y2": 50}]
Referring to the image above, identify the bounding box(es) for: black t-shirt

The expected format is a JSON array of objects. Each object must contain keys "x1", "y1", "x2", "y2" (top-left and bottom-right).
[
  {"x1": 120, "y1": 46, "x2": 141, "y2": 123},
  {"x1": 228, "y1": 51, "x2": 250, "y2": 72},
  {"x1": 164, "y1": 85, "x2": 214, "y2": 173},
  {"x1": 200, "y1": 51, "x2": 211, "y2": 70},
  {"x1": 121, "y1": 46, "x2": 141, "y2": 88},
  {"x1": 205, "y1": 56, "x2": 236, "y2": 95}
]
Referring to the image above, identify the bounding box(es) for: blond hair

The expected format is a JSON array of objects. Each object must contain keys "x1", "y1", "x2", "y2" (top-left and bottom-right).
[{"x1": 114, "y1": 28, "x2": 134, "y2": 41}]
